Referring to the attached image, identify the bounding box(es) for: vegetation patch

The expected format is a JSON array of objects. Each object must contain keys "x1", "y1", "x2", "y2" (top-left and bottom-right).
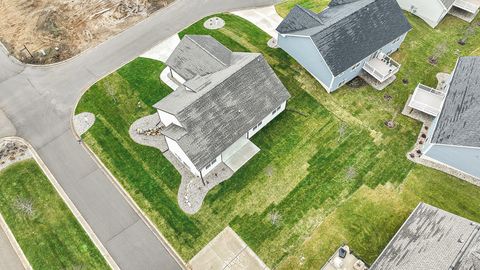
[
  {"x1": 76, "y1": 10, "x2": 480, "y2": 269},
  {"x1": 0, "y1": 160, "x2": 109, "y2": 270}
]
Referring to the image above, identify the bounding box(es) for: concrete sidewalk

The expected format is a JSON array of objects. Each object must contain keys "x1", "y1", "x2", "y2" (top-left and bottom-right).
[{"x1": 0, "y1": 218, "x2": 27, "y2": 270}]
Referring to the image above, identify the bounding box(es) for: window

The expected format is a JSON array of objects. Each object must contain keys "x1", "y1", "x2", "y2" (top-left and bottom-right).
[
  {"x1": 351, "y1": 63, "x2": 360, "y2": 71},
  {"x1": 338, "y1": 79, "x2": 347, "y2": 88},
  {"x1": 272, "y1": 105, "x2": 282, "y2": 115},
  {"x1": 205, "y1": 158, "x2": 217, "y2": 170},
  {"x1": 253, "y1": 121, "x2": 263, "y2": 131}
]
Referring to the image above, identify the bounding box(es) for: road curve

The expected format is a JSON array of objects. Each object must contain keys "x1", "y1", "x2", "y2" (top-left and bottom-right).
[{"x1": 0, "y1": 0, "x2": 280, "y2": 269}]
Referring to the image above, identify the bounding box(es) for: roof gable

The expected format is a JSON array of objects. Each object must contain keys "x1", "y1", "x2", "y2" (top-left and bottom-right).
[
  {"x1": 431, "y1": 57, "x2": 480, "y2": 147},
  {"x1": 166, "y1": 35, "x2": 232, "y2": 80},
  {"x1": 277, "y1": 0, "x2": 412, "y2": 76}
]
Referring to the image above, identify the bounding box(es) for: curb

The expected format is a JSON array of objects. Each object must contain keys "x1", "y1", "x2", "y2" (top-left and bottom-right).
[
  {"x1": 0, "y1": 212, "x2": 32, "y2": 270},
  {"x1": 1, "y1": 137, "x2": 120, "y2": 270},
  {"x1": 71, "y1": 125, "x2": 189, "y2": 269}
]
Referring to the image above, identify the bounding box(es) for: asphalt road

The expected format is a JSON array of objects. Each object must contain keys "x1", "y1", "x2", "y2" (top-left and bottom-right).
[{"x1": 0, "y1": 0, "x2": 280, "y2": 269}]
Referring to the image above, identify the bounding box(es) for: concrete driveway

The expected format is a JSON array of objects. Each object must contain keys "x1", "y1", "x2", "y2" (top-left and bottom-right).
[
  {"x1": 0, "y1": 0, "x2": 280, "y2": 269},
  {"x1": 232, "y1": 6, "x2": 283, "y2": 38}
]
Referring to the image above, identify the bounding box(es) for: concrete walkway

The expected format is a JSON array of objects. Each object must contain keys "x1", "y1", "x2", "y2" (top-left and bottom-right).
[
  {"x1": 141, "y1": 34, "x2": 181, "y2": 62},
  {"x1": 232, "y1": 6, "x2": 283, "y2": 38},
  {"x1": 0, "y1": 0, "x2": 281, "y2": 269}
]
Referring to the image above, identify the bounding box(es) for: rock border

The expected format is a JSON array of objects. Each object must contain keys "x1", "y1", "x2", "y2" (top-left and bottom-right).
[{"x1": 129, "y1": 114, "x2": 234, "y2": 214}]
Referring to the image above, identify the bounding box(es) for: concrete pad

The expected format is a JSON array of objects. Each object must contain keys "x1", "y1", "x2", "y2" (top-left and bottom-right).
[
  {"x1": 0, "y1": 109, "x2": 16, "y2": 138},
  {"x1": 190, "y1": 227, "x2": 269, "y2": 270},
  {"x1": 232, "y1": 6, "x2": 283, "y2": 38},
  {"x1": 224, "y1": 140, "x2": 260, "y2": 172},
  {"x1": 140, "y1": 34, "x2": 181, "y2": 62}
]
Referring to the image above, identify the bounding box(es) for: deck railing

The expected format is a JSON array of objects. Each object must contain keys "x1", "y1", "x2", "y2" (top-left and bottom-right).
[
  {"x1": 363, "y1": 53, "x2": 400, "y2": 83},
  {"x1": 453, "y1": 0, "x2": 479, "y2": 13}
]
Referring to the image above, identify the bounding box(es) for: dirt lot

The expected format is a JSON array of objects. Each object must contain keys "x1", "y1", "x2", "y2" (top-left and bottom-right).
[{"x1": 0, "y1": 0, "x2": 173, "y2": 64}]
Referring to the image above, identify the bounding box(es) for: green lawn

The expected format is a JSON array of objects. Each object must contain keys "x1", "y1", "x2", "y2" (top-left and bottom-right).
[
  {"x1": 0, "y1": 160, "x2": 109, "y2": 270},
  {"x1": 76, "y1": 10, "x2": 480, "y2": 269}
]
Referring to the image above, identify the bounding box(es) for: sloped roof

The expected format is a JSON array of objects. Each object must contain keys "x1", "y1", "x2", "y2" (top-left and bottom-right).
[
  {"x1": 431, "y1": 57, "x2": 480, "y2": 148},
  {"x1": 371, "y1": 203, "x2": 480, "y2": 270},
  {"x1": 155, "y1": 36, "x2": 290, "y2": 170},
  {"x1": 166, "y1": 35, "x2": 232, "y2": 80},
  {"x1": 276, "y1": 0, "x2": 412, "y2": 76}
]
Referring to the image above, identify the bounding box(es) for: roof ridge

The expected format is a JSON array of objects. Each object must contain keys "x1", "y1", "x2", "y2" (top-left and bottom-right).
[
  {"x1": 185, "y1": 35, "x2": 230, "y2": 68},
  {"x1": 175, "y1": 53, "x2": 261, "y2": 118},
  {"x1": 295, "y1": 4, "x2": 323, "y2": 24}
]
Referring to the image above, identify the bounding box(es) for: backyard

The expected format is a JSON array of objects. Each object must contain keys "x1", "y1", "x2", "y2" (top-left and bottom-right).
[
  {"x1": 75, "y1": 7, "x2": 480, "y2": 269},
  {"x1": 0, "y1": 160, "x2": 108, "y2": 269}
]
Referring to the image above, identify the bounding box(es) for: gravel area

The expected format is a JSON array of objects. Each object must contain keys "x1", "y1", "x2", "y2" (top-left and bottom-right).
[
  {"x1": 0, "y1": 139, "x2": 32, "y2": 172},
  {"x1": 402, "y1": 73, "x2": 480, "y2": 187},
  {"x1": 204, "y1": 17, "x2": 225, "y2": 30},
  {"x1": 130, "y1": 113, "x2": 235, "y2": 214},
  {"x1": 73, "y1": 112, "x2": 95, "y2": 136}
]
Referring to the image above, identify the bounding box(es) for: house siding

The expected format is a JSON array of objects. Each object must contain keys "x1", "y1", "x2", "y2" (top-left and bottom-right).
[
  {"x1": 424, "y1": 144, "x2": 480, "y2": 178},
  {"x1": 248, "y1": 100, "x2": 286, "y2": 138},
  {"x1": 200, "y1": 154, "x2": 222, "y2": 176},
  {"x1": 157, "y1": 110, "x2": 182, "y2": 127},
  {"x1": 277, "y1": 35, "x2": 334, "y2": 91},
  {"x1": 397, "y1": 0, "x2": 447, "y2": 27},
  {"x1": 165, "y1": 136, "x2": 201, "y2": 177},
  {"x1": 330, "y1": 32, "x2": 408, "y2": 91}
]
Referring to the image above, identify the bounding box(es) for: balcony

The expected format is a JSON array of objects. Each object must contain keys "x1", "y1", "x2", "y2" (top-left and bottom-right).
[
  {"x1": 453, "y1": 0, "x2": 480, "y2": 14},
  {"x1": 363, "y1": 52, "x2": 400, "y2": 83},
  {"x1": 408, "y1": 84, "x2": 446, "y2": 117}
]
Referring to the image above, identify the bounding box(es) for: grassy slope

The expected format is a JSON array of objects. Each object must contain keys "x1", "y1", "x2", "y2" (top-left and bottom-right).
[
  {"x1": 76, "y1": 10, "x2": 480, "y2": 269},
  {"x1": 0, "y1": 160, "x2": 108, "y2": 270}
]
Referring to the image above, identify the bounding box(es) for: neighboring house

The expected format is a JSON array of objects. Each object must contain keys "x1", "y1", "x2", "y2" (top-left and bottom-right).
[
  {"x1": 371, "y1": 203, "x2": 480, "y2": 270},
  {"x1": 397, "y1": 0, "x2": 480, "y2": 28},
  {"x1": 275, "y1": 0, "x2": 412, "y2": 93},
  {"x1": 154, "y1": 35, "x2": 291, "y2": 178},
  {"x1": 409, "y1": 56, "x2": 480, "y2": 179}
]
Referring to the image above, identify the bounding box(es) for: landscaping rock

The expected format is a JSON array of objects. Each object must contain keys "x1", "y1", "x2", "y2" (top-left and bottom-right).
[{"x1": 0, "y1": 139, "x2": 32, "y2": 172}]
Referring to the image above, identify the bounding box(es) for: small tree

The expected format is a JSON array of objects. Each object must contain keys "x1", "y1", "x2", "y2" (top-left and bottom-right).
[
  {"x1": 13, "y1": 197, "x2": 34, "y2": 217},
  {"x1": 458, "y1": 25, "x2": 476, "y2": 45},
  {"x1": 429, "y1": 42, "x2": 448, "y2": 65},
  {"x1": 269, "y1": 210, "x2": 282, "y2": 227}
]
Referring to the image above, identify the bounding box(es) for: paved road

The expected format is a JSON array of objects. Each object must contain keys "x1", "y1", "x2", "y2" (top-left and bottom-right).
[
  {"x1": 0, "y1": 0, "x2": 280, "y2": 269},
  {"x1": 0, "y1": 228, "x2": 25, "y2": 270}
]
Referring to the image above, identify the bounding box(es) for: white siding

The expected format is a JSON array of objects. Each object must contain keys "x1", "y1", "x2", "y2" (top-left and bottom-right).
[
  {"x1": 248, "y1": 101, "x2": 286, "y2": 138},
  {"x1": 165, "y1": 137, "x2": 200, "y2": 177},
  {"x1": 170, "y1": 68, "x2": 186, "y2": 84},
  {"x1": 200, "y1": 155, "x2": 222, "y2": 176},
  {"x1": 157, "y1": 110, "x2": 182, "y2": 127},
  {"x1": 397, "y1": 0, "x2": 447, "y2": 27}
]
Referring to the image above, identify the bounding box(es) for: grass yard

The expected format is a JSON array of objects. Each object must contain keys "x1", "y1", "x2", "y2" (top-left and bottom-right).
[
  {"x1": 76, "y1": 9, "x2": 480, "y2": 269},
  {"x1": 0, "y1": 160, "x2": 109, "y2": 270}
]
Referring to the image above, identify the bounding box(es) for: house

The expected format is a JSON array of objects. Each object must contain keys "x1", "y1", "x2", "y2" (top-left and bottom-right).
[
  {"x1": 397, "y1": 0, "x2": 480, "y2": 28},
  {"x1": 153, "y1": 35, "x2": 291, "y2": 178},
  {"x1": 409, "y1": 57, "x2": 480, "y2": 179},
  {"x1": 275, "y1": 0, "x2": 412, "y2": 93},
  {"x1": 370, "y1": 203, "x2": 480, "y2": 270}
]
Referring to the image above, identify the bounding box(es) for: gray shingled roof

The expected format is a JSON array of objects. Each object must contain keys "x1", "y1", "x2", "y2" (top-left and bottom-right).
[
  {"x1": 431, "y1": 57, "x2": 480, "y2": 148},
  {"x1": 155, "y1": 36, "x2": 290, "y2": 170},
  {"x1": 166, "y1": 35, "x2": 232, "y2": 80},
  {"x1": 371, "y1": 203, "x2": 480, "y2": 270},
  {"x1": 276, "y1": 0, "x2": 412, "y2": 76}
]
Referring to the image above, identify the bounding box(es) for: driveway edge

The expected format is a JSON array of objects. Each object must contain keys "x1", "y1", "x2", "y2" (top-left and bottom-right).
[{"x1": 2, "y1": 136, "x2": 120, "y2": 270}]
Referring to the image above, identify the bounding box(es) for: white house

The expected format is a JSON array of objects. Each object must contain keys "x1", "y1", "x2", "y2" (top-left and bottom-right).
[
  {"x1": 153, "y1": 35, "x2": 291, "y2": 178},
  {"x1": 408, "y1": 56, "x2": 480, "y2": 179},
  {"x1": 397, "y1": 0, "x2": 480, "y2": 27},
  {"x1": 276, "y1": 0, "x2": 412, "y2": 92}
]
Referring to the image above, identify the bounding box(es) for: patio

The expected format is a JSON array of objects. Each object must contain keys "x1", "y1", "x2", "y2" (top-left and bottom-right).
[{"x1": 321, "y1": 246, "x2": 368, "y2": 270}]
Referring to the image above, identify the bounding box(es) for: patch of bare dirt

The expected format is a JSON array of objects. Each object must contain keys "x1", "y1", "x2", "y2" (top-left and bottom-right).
[{"x1": 0, "y1": 0, "x2": 173, "y2": 64}]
